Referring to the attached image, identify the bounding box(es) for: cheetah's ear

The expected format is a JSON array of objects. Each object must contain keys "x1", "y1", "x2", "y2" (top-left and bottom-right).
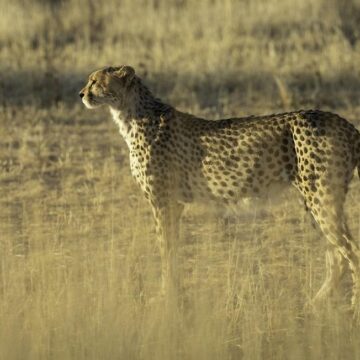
[{"x1": 111, "y1": 65, "x2": 135, "y2": 84}]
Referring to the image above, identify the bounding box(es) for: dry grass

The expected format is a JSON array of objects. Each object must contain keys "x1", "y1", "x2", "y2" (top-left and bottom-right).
[{"x1": 1, "y1": 0, "x2": 360, "y2": 359}]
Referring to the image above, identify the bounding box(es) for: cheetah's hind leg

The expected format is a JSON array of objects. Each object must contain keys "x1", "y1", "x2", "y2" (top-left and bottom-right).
[
  {"x1": 294, "y1": 174, "x2": 360, "y2": 315},
  {"x1": 312, "y1": 247, "x2": 347, "y2": 305},
  {"x1": 308, "y1": 196, "x2": 360, "y2": 315}
]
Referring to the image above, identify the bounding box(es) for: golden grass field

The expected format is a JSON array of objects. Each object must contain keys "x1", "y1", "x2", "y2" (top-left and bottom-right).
[{"x1": 1, "y1": 0, "x2": 360, "y2": 358}]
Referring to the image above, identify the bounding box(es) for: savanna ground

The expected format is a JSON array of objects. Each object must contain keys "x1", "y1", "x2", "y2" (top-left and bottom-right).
[{"x1": 1, "y1": 0, "x2": 360, "y2": 359}]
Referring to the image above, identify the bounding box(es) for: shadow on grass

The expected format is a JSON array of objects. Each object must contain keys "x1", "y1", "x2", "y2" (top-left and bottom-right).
[{"x1": 1, "y1": 68, "x2": 360, "y2": 113}]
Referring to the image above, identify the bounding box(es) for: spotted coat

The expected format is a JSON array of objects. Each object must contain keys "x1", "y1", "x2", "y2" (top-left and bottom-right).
[{"x1": 80, "y1": 65, "x2": 360, "y2": 309}]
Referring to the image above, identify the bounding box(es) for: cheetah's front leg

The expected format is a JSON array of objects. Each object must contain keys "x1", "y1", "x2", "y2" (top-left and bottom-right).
[{"x1": 152, "y1": 202, "x2": 184, "y2": 299}]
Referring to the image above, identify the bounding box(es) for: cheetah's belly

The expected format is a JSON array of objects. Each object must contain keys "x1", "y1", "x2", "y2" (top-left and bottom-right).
[{"x1": 175, "y1": 152, "x2": 294, "y2": 205}]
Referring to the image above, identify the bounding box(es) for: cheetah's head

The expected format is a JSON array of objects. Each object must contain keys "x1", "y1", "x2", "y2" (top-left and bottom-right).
[{"x1": 79, "y1": 65, "x2": 136, "y2": 109}]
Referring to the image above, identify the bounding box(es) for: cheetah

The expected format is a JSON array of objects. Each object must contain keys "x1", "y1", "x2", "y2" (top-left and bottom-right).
[{"x1": 79, "y1": 65, "x2": 360, "y2": 309}]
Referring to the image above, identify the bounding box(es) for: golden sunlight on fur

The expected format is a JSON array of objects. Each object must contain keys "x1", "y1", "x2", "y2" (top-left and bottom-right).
[{"x1": 80, "y1": 65, "x2": 360, "y2": 312}]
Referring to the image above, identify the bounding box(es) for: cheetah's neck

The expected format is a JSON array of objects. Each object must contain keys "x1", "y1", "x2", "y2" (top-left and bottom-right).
[
  {"x1": 132, "y1": 78, "x2": 173, "y2": 118},
  {"x1": 109, "y1": 78, "x2": 173, "y2": 149},
  {"x1": 109, "y1": 107, "x2": 163, "y2": 151},
  {"x1": 109, "y1": 107, "x2": 134, "y2": 149}
]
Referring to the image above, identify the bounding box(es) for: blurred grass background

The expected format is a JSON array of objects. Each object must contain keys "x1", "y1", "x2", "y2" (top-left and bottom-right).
[
  {"x1": 1, "y1": 0, "x2": 360, "y2": 359},
  {"x1": 2, "y1": 0, "x2": 360, "y2": 112}
]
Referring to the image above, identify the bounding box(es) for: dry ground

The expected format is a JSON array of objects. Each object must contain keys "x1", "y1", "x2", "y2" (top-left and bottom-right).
[{"x1": 1, "y1": 0, "x2": 360, "y2": 359}]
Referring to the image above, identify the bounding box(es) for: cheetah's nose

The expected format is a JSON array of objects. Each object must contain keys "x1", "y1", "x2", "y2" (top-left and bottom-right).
[{"x1": 79, "y1": 91, "x2": 84, "y2": 98}]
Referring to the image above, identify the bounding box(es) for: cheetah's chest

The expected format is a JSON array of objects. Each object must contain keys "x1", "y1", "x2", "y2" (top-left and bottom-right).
[{"x1": 129, "y1": 148, "x2": 148, "y2": 188}]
